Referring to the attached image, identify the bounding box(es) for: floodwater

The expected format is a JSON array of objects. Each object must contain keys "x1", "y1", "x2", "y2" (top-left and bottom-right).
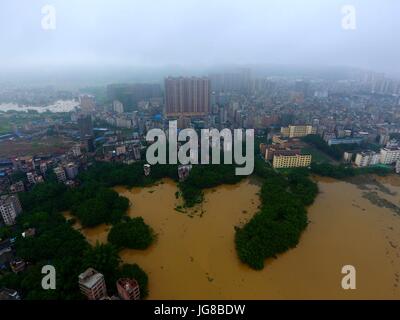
[{"x1": 66, "y1": 175, "x2": 400, "y2": 299}]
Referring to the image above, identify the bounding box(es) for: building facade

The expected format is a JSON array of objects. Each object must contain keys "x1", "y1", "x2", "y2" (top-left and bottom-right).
[
  {"x1": 116, "y1": 278, "x2": 140, "y2": 300},
  {"x1": 0, "y1": 195, "x2": 22, "y2": 226},
  {"x1": 272, "y1": 153, "x2": 312, "y2": 169},
  {"x1": 380, "y1": 147, "x2": 400, "y2": 165},
  {"x1": 78, "y1": 268, "x2": 107, "y2": 300},
  {"x1": 354, "y1": 151, "x2": 380, "y2": 167},
  {"x1": 280, "y1": 125, "x2": 316, "y2": 138},
  {"x1": 53, "y1": 167, "x2": 67, "y2": 183},
  {"x1": 165, "y1": 77, "x2": 211, "y2": 117}
]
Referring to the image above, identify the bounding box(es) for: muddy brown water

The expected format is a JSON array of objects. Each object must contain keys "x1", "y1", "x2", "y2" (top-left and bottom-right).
[{"x1": 65, "y1": 175, "x2": 400, "y2": 299}]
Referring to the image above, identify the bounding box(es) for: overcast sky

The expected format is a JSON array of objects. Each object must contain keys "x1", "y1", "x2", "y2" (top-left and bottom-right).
[{"x1": 0, "y1": 0, "x2": 399, "y2": 76}]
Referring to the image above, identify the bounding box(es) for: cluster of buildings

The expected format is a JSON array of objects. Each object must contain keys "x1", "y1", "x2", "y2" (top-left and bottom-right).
[
  {"x1": 78, "y1": 268, "x2": 141, "y2": 300},
  {"x1": 353, "y1": 140, "x2": 400, "y2": 167},
  {"x1": 261, "y1": 127, "x2": 313, "y2": 169}
]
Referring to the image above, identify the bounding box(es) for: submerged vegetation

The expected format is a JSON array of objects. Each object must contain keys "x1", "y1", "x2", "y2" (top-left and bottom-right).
[
  {"x1": 235, "y1": 161, "x2": 318, "y2": 269},
  {"x1": 108, "y1": 217, "x2": 155, "y2": 250}
]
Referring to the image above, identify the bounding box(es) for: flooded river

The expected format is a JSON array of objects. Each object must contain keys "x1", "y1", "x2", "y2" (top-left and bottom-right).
[{"x1": 66, "y1": 175, "x2": 400, "y2": 299}]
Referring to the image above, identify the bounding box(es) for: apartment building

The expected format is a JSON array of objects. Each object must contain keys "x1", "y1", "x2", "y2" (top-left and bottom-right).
[
  {"x1": 380, "y1": 147, "x2": 400, "y2": 164},
  {"x1": 0, "y1": 195, "x2": 22, "y2": 226},
  {"x1": 272, "y1": 153, "x2": 312, "y2": 169},
  {"x1": 78, "y1": 268, "x2": 107, "y2": 300},
  {"x1": 354, "y1": 151, "x2": 381, "y2": 167},
  {"x1": 53, "y1": 167, "x2": 67, "y2": 183},
  {"x1": 280, "y1": 125, "x2": 316, "y2": 138},
  {"x1": 116, "y1": 278, "x2": 141, "y2": 300}
]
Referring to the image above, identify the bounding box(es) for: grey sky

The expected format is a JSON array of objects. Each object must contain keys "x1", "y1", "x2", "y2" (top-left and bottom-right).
[{"x1": 0, "y1": 0, "x2": 399, "y2": 76}]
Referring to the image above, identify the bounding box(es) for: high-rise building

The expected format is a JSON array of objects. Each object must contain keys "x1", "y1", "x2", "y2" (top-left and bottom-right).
[
  {"x1": 0, "y1": 195, "x2": 22, "y2": 226},
  {"x1": 116, "y1": 278, "x2": 140, "y2": 300},
  {"x1": 354, "y1": 151, "x2": 380, "y2": 167},
  {"x1": 78, "y1": 268, "x2": 107, "y2": 300},
  {"x1": 107, "y1": 83, "x2": 162, "y2": 109},
  {"x1": 165, "y1": 77, "x2": 210, "y2": 117},
  {"x1": 77, "y1": 114, "x2": 94, "y2": 139},
  {"x1": 79, "y1": 95, "x2": 96, "y2": 114},
  {"x1": 113, "y1": 100, "x2": 124, "y2": 114},
  {"x1": 280, "y1": 125, "x2": 317, "y2": 138},
  {"x1": 380, "y1": 147, "x2": 400, "y2": 164}
]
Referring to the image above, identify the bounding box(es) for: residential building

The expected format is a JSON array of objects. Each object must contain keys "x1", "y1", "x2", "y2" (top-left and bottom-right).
[
  {"x1": 354, "y1": 151, "x2": 381, "y2": 167},
  {"x1": 265, "y1": 146, "x2": 301, "y2": 161},
  {"x1": 0, "y1": 195, "x2": 22, "y2": 226},
  {"x1": 272, "y1": 153, "x2": 312, "y2": 169},
  {"x1": 280, "y1": 125, "x2": 316, "y2": 138},
  {"x1": 78, "y1": 268, "x2": 107, "y2": 300},
  {"x1": 113, "y1": 100, "x2": 124, "y2": 114},
  {"x1": 79, "y1": 95, "x2": 96, "y2": 114},
  {"x1": 10, "y1": 258, "x2": 26, "y2": 273},
  {"x1": 39, "y1": 162, "x2": 48, "y2": 175},
  {"x1": 26, "y1": 172, "x2": 43, "y2": 184},
  {"x1": 53, "y1": 167, "x2": 67, "y2": 183},
  {"x1": 343, "y1": 152, "x2": 353, "y2": 162},
  {"x1": 165, "y1": 77, "x2": 211, "y2": 117},
  {"x1": 380, "y1": 147, "x2": 400, "y2": 164},
  {"x1": 9, "y1": 181, "x2": 25, "y2": 194},
  {"x1": 116, "y1": 278, "x2": 140, "y2": 300},
  {"x1": 77, "y1": 114, "x2": 94, "y2": 139},
  {"x1": 72, "y1": 145, "x2": 82, "y2": 157}
]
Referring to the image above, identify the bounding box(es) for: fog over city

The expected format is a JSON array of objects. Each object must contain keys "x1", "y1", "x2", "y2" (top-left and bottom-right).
[{"x1": 0, "y1": 0, "x2": 399, "y2": 82}]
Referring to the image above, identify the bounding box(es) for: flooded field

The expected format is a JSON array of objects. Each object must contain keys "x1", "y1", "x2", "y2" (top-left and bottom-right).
[{"x1": 66, "y1": 175, "x2": 400, "y2": 299}]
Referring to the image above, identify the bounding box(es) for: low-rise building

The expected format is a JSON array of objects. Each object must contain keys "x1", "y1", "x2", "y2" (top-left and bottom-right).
[
  {"x1": 327, "y1": 137, "x2": 364, "y2": 146},
  {"x1": 10, "y1": 258, "x2": 26, "y2": 273},
  {"x1": 272, "y1": 153, "x2": 312, "y2": 169},
  {"x1": 280, "y1": 125, "x2": 316, "y2": 138},
  {"x1": 9, "y1": 181, "x2": 25, "y2": 194}
]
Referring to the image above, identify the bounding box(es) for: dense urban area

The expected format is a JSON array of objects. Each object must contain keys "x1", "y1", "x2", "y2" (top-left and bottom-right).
[{"x1": 0, "y1": 67, "x2": 400, "y2": 300}]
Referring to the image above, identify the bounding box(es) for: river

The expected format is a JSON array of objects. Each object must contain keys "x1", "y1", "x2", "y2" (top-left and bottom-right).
[{"x1": 66, "y1": 175, "x2": 400, "y2": 299}]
